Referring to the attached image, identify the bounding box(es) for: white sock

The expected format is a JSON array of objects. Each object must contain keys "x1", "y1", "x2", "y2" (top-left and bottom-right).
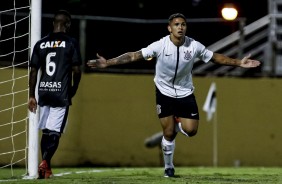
[
  {"x1": 161, "y1": 136, "x2": 175, "y2": 169},
  {"x1": 175, "y1": 122, "x2": 189, "y2": 137}
]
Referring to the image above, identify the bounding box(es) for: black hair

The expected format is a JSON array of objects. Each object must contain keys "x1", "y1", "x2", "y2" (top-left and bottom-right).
[
  {"x1": 53, "y1": 10, "x2": 71, "y2": 31},
  {"x1": 168, "y1": 13, "x2": 186, "y2": 23},
  {"x1": 53, "y1": 10, "x2": 71, "y2": 22}
]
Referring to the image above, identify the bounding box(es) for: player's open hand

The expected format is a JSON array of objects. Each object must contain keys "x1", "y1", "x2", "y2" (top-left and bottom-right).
[
  {"x1": 240, "y1": 54, "x2": 261, "y2": 68},
  {"x1": 87, "y1": 53, "x2": 108, "y2": 68}
]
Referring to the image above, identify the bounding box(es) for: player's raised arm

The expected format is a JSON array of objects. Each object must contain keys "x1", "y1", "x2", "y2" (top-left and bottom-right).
[
  {"x1": 87, "y1": 51, "x2": 144, "y2": 69},
  {"x1": 211, "y1": 53, "x2": 261, "y2": 68}
]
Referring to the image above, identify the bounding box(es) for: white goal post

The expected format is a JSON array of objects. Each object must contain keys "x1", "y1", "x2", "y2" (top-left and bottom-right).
[
  {"x1": 0, "y1": 0, "x2": 41, "y2": 179},
  {"x1": 27, "y1": 0, "x2": 42, "y2": 179}
]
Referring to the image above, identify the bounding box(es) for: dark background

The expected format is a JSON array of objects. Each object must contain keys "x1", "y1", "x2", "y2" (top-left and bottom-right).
[
  {"x1": 44, "y1": 0, "x2": 267, "y2": 73},
  {"x1": 42, "y1": 0, "x2": 267, "y2": 22},
  {"x1": 0, "y1": 0, "x2": 269, "y2": 73}
]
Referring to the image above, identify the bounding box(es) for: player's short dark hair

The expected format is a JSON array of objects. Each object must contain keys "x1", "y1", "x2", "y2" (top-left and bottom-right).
[
  {"x1": 168, "y1": 13, "x2": 186, "y2": 23},
  {"x1": 54, "y1": 10, "x2": 71, "y2": 22}
]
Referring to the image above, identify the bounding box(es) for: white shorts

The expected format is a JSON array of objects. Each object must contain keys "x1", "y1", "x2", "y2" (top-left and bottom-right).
[{"x1": 38, "y1": 106, "x2": 69, "y2": 133}]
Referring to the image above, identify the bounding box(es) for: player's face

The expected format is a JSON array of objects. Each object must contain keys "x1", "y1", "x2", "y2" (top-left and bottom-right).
[{"x1": 168, "y1": 17, "x2": 187, "y2": 38}]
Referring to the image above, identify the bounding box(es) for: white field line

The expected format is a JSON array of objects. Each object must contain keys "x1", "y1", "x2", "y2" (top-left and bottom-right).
[
  {"x1": 0, "y1": 169, "x2": 105, "y2": 182},
  {"x1": 54, "y1": 169, "x2": 104, "y2": 176}
]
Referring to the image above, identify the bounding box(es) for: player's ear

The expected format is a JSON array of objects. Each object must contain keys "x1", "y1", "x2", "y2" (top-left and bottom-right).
[
  {"x1": 65, "y1": 22, "x2": 71, "y2": 31},
  {"x1": 167, "y1": 25, "x2": 172, "y2": 33}
]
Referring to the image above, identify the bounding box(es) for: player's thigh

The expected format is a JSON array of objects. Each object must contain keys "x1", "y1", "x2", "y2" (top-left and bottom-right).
[
  {"x1": 159, "y1": 115, "x2": 175, "y2": 130},
  {"x1": 38, "y1": 106, "x2": 50, "y2": 129},
  {"x1": 179, "y1": 118, "x2": 199, "y2": 132},
  {"x1": 46, "y1": 106, "x2": 69, "y2": 133},
  {"x1": 174, "y1": 93, "x2": 199, "y2": 120}
]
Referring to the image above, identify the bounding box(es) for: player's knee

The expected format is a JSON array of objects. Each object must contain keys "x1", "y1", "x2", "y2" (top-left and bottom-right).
[
  {"x1": 42, "y1": 129, "x2": 49, "y2": 135},
  {"x1": 43, "y1": 129, "x2": 61, "y2": 141},
  {"x1": 181, "y1": 125, "x2": 198, "y2": 137},
  {"x1": 187, "y1": 129, "x2": 198, "y2": 137},
  {"x1": 48, "y1": 130, "x2": 61, "y2": 141},
  {"x1": 163, "y1": 131, "x2": 176, "y2": 141}
]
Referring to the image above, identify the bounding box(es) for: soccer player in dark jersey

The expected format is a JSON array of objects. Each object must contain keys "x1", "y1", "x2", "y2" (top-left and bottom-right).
[
  {"x1": 28, "y1": 10, "x2": 82, "y2": 179},
  {"x1": 87, "y1": 13, "x2": 261, "y2": 177}
]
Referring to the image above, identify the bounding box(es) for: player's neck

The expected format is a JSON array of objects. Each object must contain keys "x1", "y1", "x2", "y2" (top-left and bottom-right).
[
  {"x1": 53, "y1": 25, "x2": 67, "y2": 33},
  {"x1": 170, "y1": 35, "x2": 185, "y2": 47}
]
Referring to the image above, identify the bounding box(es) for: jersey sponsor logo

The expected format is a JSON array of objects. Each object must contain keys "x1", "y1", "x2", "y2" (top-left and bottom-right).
[
  {"x1": 40, "y1": 41, "x2": 66, "y2": 49},
  {"x1": 39, "y1": 81, "x2": 62, "y2": 92},
  {"x1": 184, "y1": 50, "x2": 192, "y2": 60}
]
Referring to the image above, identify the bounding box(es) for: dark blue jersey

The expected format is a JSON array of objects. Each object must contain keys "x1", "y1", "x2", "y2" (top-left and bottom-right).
[{"x1": 30, "y1": 32, "x2": 82, "y2": 107}]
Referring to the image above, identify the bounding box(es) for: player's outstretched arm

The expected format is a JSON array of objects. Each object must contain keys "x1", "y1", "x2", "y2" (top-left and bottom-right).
[
  {"x1": 211, "y1": 53, "x2": 261, "y2": 68},
  {"x1": 87, "y1": 51, "x2": 144, "y2": 69}
]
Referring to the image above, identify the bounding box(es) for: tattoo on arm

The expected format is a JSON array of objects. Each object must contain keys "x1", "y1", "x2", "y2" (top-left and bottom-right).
[
  {"x1": 116, "y1": 54, "x2": 133, "y2": 64},
  {"x1": 107, "y1": 51, "x2": 143, "y2": 66},
  {"x1": 212, "y1": 53, "x2": 240, "y2": 66}
]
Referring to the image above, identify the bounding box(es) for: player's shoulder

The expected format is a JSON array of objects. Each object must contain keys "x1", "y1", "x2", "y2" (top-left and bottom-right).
[
  {"x1": 152, "y1": 35, "x2": 170, "y2": 48},
  {"x1": 58, "y1": 33, "x2": 79, "y2": 47},
  {"x1": 184, "y1": 36, "x2": 196, "y2": 43},
  {"x1": 44, "y1": 32, "x2": 76, "y2": 41},
  {"x1": 160, "y1": 35, "x2": 170, "y2": 43},
  {"x1": 184, "y1": 36, "x2": 205, "y2": 48},
  {"x1": 150, "y1": 35, "x2": 169, "y2": 44},
  {"x1": 35, "y1": 34, "x2": 49, "y2": 44}
]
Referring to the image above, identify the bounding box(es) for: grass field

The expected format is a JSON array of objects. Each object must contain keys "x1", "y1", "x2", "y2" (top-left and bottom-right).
[{"x1": 1, "y1": 167, "x2": 282, "y2": 183}]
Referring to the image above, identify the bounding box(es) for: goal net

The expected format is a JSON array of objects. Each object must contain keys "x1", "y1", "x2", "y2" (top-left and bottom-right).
[{"x1": 0, "y1": 0, "x2": 41, "y2": 179}]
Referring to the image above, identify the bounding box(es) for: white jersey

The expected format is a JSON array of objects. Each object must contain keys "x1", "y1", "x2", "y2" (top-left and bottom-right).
[{"x1": 141, "y1": 35, "x2": 213, "y2": 98}]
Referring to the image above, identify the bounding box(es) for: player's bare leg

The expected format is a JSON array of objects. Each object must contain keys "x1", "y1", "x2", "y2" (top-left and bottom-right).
[
  {"x1": 178, "y1": 118, "x2": 199, "y2": 137},
  {"x1": 159, "y1": 116, "x2": 177, "y2": 177}
]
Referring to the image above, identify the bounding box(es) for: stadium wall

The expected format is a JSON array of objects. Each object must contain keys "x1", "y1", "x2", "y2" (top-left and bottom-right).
[{"x1": 2, "y1": 69, "x2": 282, "y2": 167}]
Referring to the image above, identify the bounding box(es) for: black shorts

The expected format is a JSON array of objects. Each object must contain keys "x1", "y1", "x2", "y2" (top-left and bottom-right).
[{"x1": 156, "y1": 87, "x2": 199, "y2": 120}]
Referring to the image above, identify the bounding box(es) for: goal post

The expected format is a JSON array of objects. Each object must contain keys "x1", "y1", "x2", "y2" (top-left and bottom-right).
[{"x1": 27, "y1": 0, "x2": 42, "y2": 178}]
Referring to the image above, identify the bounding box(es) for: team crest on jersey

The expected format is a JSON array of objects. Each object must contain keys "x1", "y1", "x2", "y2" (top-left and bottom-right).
[
  {"x1": 184, "y1": 50, "x2": 192, "y2": 60},
  {"x1": 40, "y1": 41, "x2": 66, "y2": 49},
  {"x1": 156, "y1": 104, "x2": 161, "y2": 115}
]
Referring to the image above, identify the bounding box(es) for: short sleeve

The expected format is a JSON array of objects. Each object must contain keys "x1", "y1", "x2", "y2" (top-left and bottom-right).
[
  {"x1": 196, "y1": 41, "x2": 213, "y2": 63},
  {"x1": 30, "y1": 42, "x2": 41, "y2": 69},
  {"x1": 141, "y1": 39, "x2": 162, "y2": 61}
]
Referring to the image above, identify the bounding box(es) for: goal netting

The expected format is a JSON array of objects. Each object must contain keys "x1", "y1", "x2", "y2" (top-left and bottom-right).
[{"x1": 0, "y1": 0, "x2": 41, "y2": 179}]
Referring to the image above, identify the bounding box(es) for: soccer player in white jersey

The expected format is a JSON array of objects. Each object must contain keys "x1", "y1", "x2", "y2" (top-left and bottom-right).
[
  {"x1": 87, "y1": 13, "x2": 261, "y2": 177},
  {"x1": 28, "y1": 10, "x2": 82, "y2": 179}
]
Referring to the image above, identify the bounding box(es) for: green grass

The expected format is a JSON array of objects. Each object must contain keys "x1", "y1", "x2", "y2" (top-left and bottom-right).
[{"x1": 1, "y1": 167, "x2": 282, "y2": 183}]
